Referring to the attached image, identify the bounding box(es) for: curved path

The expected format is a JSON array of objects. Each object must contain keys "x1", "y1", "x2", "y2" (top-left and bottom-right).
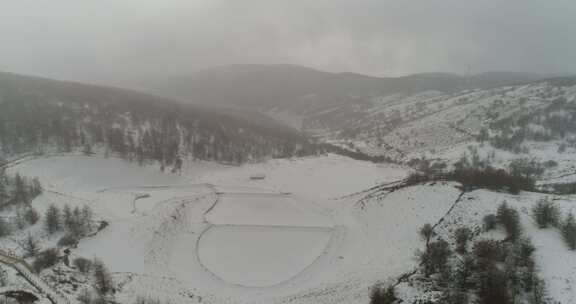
[
  {"x1": 5, "y1": 154, "x2": 341, "y2": 294},
  {"x1": 195, "y1": 188, "x2": 339, "y2": 288}
]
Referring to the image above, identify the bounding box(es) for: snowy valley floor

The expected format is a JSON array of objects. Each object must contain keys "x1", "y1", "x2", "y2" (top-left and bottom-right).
[{"x1": 3, "y1": 154, "x2": 576, "y2": 304}]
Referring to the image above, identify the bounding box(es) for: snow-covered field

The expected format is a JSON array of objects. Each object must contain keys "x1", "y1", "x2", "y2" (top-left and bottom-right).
[
  {"x1": 198, "y1": 226, "x2": 333, "y2": 287},
  {"x1": 4, "y1": 154, "x2": 576, "y2": 304}
]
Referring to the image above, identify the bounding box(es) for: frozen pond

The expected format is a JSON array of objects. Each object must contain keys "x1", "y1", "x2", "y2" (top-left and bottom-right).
[{"x1": 198, "y1": 225, "x2": 333, "y2": 287}]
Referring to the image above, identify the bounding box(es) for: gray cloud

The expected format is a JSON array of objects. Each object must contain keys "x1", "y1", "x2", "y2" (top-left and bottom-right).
[{"x1": 1, "y1": 0, "x2": 575, "y2": 84}]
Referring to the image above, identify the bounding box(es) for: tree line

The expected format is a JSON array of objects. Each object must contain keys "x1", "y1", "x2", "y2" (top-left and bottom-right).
[
  {"x1": 372, "y1": 202, "x2": 550, "y2": 304},
  {"x1": 0, "y1": 171, "x2": 42, "y2": 238},
  {"x1": 0, "y1": 82, "x2": 322, "y2": 170}
]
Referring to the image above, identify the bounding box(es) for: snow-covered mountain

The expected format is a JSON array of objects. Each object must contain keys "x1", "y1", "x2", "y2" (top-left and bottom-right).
[
  {"x1": 1, "y1": 68, "x2": 576, "y2": 304},
  {"x1": 143, "y1": 64, "x2": 574, "y2": 159},
  {"x1": 144, "y1": 65, "x2": 576, "y2": 176}
]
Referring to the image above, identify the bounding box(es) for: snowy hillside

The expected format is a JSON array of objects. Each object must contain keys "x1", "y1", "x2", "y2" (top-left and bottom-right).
[{"x1": 304, "y1": 78, "x2": 576, "y2": 160}]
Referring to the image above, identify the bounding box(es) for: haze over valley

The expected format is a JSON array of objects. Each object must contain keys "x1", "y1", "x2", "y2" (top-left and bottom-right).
[{"x1": 1, "y1": 1, "x2": 576, "y2": 304}]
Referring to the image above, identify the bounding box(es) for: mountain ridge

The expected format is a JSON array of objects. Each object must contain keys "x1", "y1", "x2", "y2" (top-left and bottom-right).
[{"x1": 142, "y1": 64, "x2": 555, "y2": 109}]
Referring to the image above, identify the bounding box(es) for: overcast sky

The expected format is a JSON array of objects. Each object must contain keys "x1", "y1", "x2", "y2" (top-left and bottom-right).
[{"x1": 1, "y1": 0, "x2": 575, "y2": 84}]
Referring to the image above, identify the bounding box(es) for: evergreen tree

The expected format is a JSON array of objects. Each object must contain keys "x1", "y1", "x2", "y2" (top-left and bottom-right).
[
  {"x1": 531, "y1": 278, "x2": 548, "y2": 304},
  {"x1": 562, "y1": 213, "x2": 576, "y2": 250},
  {"x1": 81, "y1": 205, "x2": 93, "y2": 233},
  {"x1": 0, "y1": 217, "x2": 11, "y2": 238},
  {"x1": 0, "y1": 177, "x2": 6, "y2": 206},
  {"x1": 455, "y1": 227, "x2": 472, "y2": 254},
  {"x1": 63, "y1": 204, "x2": 74, "y2": 230},
  {"x1": 477, "y1": 268, "x2": 511, "y2": 304},
  {"x1": 22, "y1": 233, "x2": 40, "y2": 257},
  {"x1": 15, "y1": 209, "x2": 28, "y2": 230},
  {"x1": 93, "y1": 259, "x2": 113, "y2": 295},
  {"x1": 12, "y1": 173, "x2": 27, "y2": 204},
  {"x1": 30, "y1": 177, "x2": 42, "y2": 197},
  {"x1": 71, "y1": 206, "x2": 84, "y2": 236},
  {"x1": 0, "y1": 268, "x2": 6, "y2": 287},
  {"x1": 454, "y1": 255, "x2": 474, "y2": 289},
  {"x1": 419, "y1": 238, "x2": 452, "y2": 277},
  {"x1": 497, "y1": 202, "x2": 521, "y2": 240},
  {"x1": 44, "y1": 204, "x2": 62, "y2": 234},
  {"x1": 532, "y1": 198, "x2": 560, "y2": 228}
]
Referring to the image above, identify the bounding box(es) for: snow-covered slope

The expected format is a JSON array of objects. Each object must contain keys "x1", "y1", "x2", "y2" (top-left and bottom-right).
[{"x1": 305, "y1": 78, "x2": 576, "y2": 160}]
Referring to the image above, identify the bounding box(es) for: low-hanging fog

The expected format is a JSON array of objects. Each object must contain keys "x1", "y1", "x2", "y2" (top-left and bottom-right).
[{"x1": 1, "y1": 0, "x2": 575, "y2": 85}]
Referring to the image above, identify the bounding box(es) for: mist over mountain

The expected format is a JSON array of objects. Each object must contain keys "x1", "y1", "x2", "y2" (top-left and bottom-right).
[
  {"x1": 3, "y1": 1, "x2": 576, "y2": 303},
  {"x1": 143, "y1": 64, "x2": 550, "y2": 109}
]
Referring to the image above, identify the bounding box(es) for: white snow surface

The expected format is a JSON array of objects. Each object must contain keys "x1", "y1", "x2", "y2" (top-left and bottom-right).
[
  {"x1": 206, "y1": 194, "x2": 333, "y2": 227},
  {"x1": 5, "y1": 154, "x2": 576, "y2": 304},
  {"x1": 198, "y1": 226, "x2": 333, "y2": 287}
]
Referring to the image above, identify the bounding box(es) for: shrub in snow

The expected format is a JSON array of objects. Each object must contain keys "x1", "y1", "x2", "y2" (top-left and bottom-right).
[
  {"x1": 77, "y1": 288, "x2": 93, "y2": 304},
  {"x1": 497, "y1": 202, "x2": 521, "y2": 241},
  {"x1": 451, "y1": 167, "x2": 535, "y2": 194},
  {"x1": 532, "y1": 198, "x2": 560, "y2": 229},
  {"x1": 483, "y1": 214, "x2": 497, "y2": 231},
  {"x1": 370, "y1": 285, "x2": 397, "y2": 304},
  {"x1": 561, "y1": 213, "x2": 576, "y2": 250},
  {"x1": 135, "y1": 297, "x2": 165, "y2": 304},
  {"x1": 473, "y1": 240, "x2": 502, "y2": 269},
  {"x1": 530, "y1": 278, "x2": 548, "y2": 304},
  {"x1": 552, "y1": 182, "x2": 576, "y2": 195},
  {"x1": 543, "y1": 160, "x2": 558, "y2": 168},
  {"x1": 24, "y1": 207, "x2": 39, "y2": 225},
  {"x1": 419, "y1": 238, "x2": 452, "y2": 277},
  {"x1": 440, "y1": 288, "x2": 469, "y2": 304},
  {"x1": 453, "y1": 255, "x2": 474, "y2": 290},
  {"x1": 91, "y1": 295, "x2": 107, "y2": 304},
  {"x1": 477, "y1": 268, "x2": 511, "y2": 304},
  {"x1": 508, "y1": 158, "x2": 544, "y2": 180},
  {"x1": 513, "y1": 238, "x2": 536, "y2": 268},
  {"x1": 0, "y1": 217, "x2": 11, "y2": 238},
  {"x1": 419, "y1": 223, "x2": 435, "y2": 243},
  {"x1": 0, "y1": 268, "x2": 6, "y2": 287},
  {"x1": 33, "y1": 248, "x2": 59, "y2": 273},
  {"x1": 454, "y1": 227, "x2": 472, "y2": 254},
  {"x1": 58, "y1": 233, "x2": 79, "y2": 247},
  {"x1": 74, "y1": 257, "x2": 93, "y2": 274},
  {"x1": 93, "y1": 259, "x2": 114, "y2": 295}
]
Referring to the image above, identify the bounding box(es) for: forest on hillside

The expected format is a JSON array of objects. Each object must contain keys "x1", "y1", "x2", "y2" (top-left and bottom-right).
[{"x1": 0, "y1": 74, "x2": 320, "y2": 169}]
